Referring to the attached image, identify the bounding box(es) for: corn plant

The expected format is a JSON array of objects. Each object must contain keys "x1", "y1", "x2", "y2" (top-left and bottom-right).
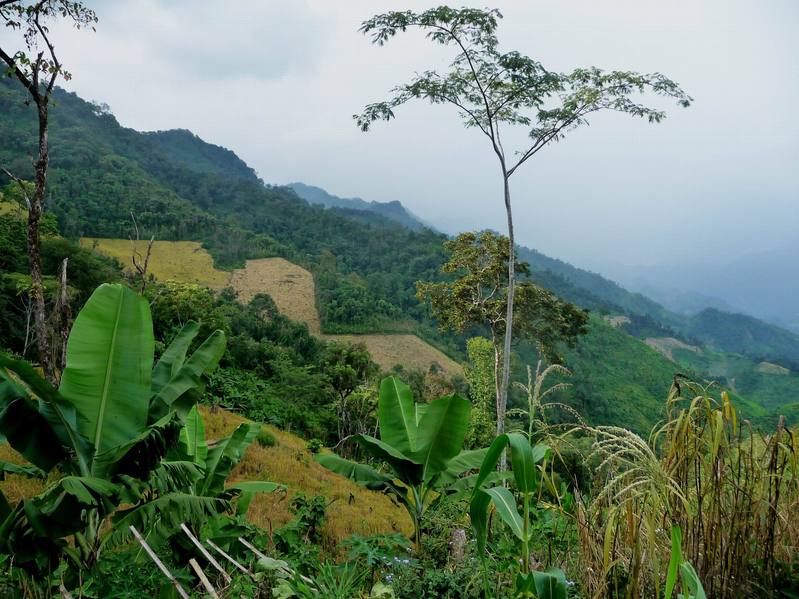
[{"x1": 470, "y1": 432, "x2": 569, "y2": 598}]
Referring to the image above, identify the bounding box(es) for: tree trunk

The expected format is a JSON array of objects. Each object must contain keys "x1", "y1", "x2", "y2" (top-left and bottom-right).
[
  {"x1": 30, "y1": 101, "x2": 55, "y2": 383},
  {"x1": 498, "y1": 173, "x2": 515, "y2": 469}
]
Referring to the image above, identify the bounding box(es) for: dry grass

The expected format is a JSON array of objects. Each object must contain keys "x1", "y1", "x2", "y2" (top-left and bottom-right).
[
  {"x1": 81, "y1": 238, "x2": 231, "y2": 289},
  {"x1": 201, "y1": 406, "x2": 412, "y2": 551},
  {"x1": 577, "y1": 383, "x2": 799, "y2": 599},
  {"x1": 231, "y1": 257, "x2": 462, "y2": 375},
  {"x1": 0, "y1": 408, "x2": 411, "y2": 554},
  {"x1": 231, "y1": 258, "x2": 322, "y2": 333},
  {"x1": 0, "y1": 444, "x2": 46, "y2": 503}
]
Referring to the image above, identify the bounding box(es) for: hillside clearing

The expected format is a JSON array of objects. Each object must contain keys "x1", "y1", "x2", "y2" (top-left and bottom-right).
[
  {"x1": 81, "y1": 238, "x2": 231, "y2": 289},
  {"x1": 231, "y1": 257, "x2": 462, "y2": 375},
  {"x1": 80, "y1": 243, "x2": 459, "y2": 375}
]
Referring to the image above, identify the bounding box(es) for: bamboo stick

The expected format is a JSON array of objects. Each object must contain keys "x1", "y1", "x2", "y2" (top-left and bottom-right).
[
  {"x1": 206, "y1": 539, "x2": 254, "y2": 578},
  {"x1": 189, "y1": 558, "x2": 219, "y2": 599},
  {"x1": 129, "y1": 525, "x2": 190, "y2": 599},
  {"x1": 180, "y1": 522, "x2": 232, "y2": 583}
]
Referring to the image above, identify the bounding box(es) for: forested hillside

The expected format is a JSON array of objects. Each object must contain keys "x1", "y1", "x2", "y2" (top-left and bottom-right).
[{"x1": 2, "y1": 76, "x2": 797, "y2": 432}]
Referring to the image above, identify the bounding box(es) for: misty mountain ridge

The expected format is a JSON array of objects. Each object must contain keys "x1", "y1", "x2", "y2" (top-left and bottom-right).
[{"x1": 288, "y1": 182, "x2": 431, "y2": 232}]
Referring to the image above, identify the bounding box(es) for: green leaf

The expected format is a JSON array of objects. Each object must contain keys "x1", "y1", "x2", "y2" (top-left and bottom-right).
[
  {"x1": 178, "y1": 404, "x2": 207, "y2": 465},
  {"x1": 150, "y1": 330, "x2": 226, "y2": 419},
  {"x1": 665, "y1": 524, "x2": 682, "y2": 599},
  {"x1": 412, "y1": 393, "x2": 471, "y2": 480},
  {"x1": 0, "y1": 461, "x2": 45, "y2": 480},
  {"x1": 352, "y1": 433, "x2": 421, "y2": 484},
  {"x1": 516, "y1": 568, "x2": 568, "y2": 599},
  {"x1": 151, "y1": 321, "x2": 199, "y2": 393},
  {"x1": 484, "y1": 485, "x2": 525, "y2": 541},
  {"x1": 226, "y1": 481, "x2": 282, "y2": 514},
  {"x1": 507, "y1": 433, "x2": 538, "y2": 494},
  {"x1": 59, "y1": 284, "x2": 154, "y2": 458},
  {"x1": 679, "y1": 561, "x2": 707, "y2": 599},
  {"x1": 201, "y1": 422, "x2": 259, "y2": 496},
  {"x1": 0, "y1": 369, "x2": 65, "y2": 471},
  {"x1": 378, "y1": 377, "x2": 418, "y2": 454},
  {"x1": 315, "y1": 453, "x2": 394, "y2": 490},
  {"x1": 92, "y1": 412, "x2": 181, "y2": 480}
]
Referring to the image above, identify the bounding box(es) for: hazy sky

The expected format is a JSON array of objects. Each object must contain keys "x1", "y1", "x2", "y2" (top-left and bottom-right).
[{"x1": 5, "y1": 0, "x2": 798, "y2": 271}]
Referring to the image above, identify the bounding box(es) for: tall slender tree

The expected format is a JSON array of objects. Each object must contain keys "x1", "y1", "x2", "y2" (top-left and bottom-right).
[
  {"x1": 0, "y1": 0, "x2": 97, "y2": 382},
  {"x1": 355, "y1": 6, "x2": 691, "y2": 437}
]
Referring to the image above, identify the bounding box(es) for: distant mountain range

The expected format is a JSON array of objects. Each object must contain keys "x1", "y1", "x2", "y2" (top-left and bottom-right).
[
  {"x1": 608, "y1": 247, "x2": 799, "y2": 334},
  {"x1": 288, "y1": 182, "x2": 431, "y2": 232}
]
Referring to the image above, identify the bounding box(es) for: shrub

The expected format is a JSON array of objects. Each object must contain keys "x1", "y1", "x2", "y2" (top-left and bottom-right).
[{"x1": 257, "y1": 429, "x2": 277, "y2": 448}]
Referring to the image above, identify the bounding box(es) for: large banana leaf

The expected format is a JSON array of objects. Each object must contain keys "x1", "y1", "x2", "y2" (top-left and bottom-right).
[
  {"x1": 151, "y1": 321, "x2": 199, "y2": 393},
  {"x1": 105, "y1": 492, "x2": 228, "y2": 550},
  {"x1": 0, "y1": 372, "x2": 66, "y2": 472},
  {"x1": 24, "y1": 476, "x2": 120, "y2": 538},
  {"x1": 0, "y1": 357, "x2": 90, "y2": 473},
  {"x1": 378, "y1": 377, "x2": 418, "y2": 454},
  {"x1": 412, "y1": 393, "x2": 470, "y2": 480},
  {"x1": 352, "y1": 434, "x2": 422, "y2": 484},
  {"x1": 149, "y1": 329, "x2": 225, "y2": 421},
  {"x1": 92, "y1": 412, "x2": 182, "y2": 480},
  {"x1": 59, "y1": 284, "x2": 154, "y2": 457},
  {"x1": 201, "y1": 422, "x2": 260, "y2": 496},
  {"x1": 178, "y1": 404, "x2": 208, "y2": 465},
  {"x1": 315, "y1": 453, "x2": 396, "y2": 491}
]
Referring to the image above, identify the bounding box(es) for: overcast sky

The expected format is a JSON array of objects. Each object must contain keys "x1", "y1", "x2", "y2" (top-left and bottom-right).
[{"x1": 5, "y1": 0, "x2": 798, "y2": 272}]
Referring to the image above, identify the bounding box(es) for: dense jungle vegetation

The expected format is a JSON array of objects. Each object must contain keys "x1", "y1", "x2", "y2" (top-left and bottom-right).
[{"x1": 1, "y1": 3, "x2": 797, "y2": 598}]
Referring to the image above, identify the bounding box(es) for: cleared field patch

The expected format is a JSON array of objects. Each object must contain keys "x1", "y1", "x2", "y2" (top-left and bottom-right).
[
  {"x1": 231, "y1": 257, "x2": 462, "y2": 375},
  {"x1": 330, "y1": 333, "x2": 462, "y2": 376},
  {"x1": 81, "y1": 238, "x2": 231, "y2": 289},
  {"x1": 645, "y1": 336, "x2": 703, "y2": 361},
  {"x1": 231, "y1": 257, "x2": 321, "y2": 333}
]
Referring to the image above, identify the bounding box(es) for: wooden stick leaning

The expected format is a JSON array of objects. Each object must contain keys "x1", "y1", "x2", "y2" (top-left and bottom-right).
[
  {"x1": 189, "y1": 558, "x2": 220, "y2": 599},
  {"x1": 181, "y1": 522, "x2": 232, "y2": 583},
  {"x1": 129, "y1": 525, "x2": 190, "y2": 599},
  {"x1": 207, "y1": 539, "x2": 255, "y2": 579}
]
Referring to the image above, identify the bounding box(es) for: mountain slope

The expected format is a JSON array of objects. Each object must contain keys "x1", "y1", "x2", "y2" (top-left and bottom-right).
[
  {"x1": 2, "y1": 78, "x2": 796, "y2": 432},
  {"x1": 288, "y1": 182, "x2": 429, "y2": 232}
]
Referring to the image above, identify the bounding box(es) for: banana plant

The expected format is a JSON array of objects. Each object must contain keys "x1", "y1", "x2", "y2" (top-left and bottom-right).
[
  {"x1": 470, "y1": 432, "x2": 568, "y2": 598},
  {"x1": 0, "y1": 283, "x2": 226, "y2": 573},
  {"x1": 176, "y1": 404, "x2": 282, "y2": 514},
  {"x1": 317, "y1": 376, "x2": 486, "y2": 551}
]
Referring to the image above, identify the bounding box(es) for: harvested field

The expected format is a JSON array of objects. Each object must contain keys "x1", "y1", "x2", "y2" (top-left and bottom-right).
[
  {"x1": 81, "y1": 238, "x2": 231, "y2": 289},
  {"x1": 644, "y1": 336, "x2": 703, "y2": 361},
  {"x1": 231, "y1": 257, "x2": 321, "y2": 333},
  {"x1": 78, "y1": 242, "x2": 461, "y2": 375},
  {"x1": 231, "y1": 257, "x2": 462, "y2": 375}
]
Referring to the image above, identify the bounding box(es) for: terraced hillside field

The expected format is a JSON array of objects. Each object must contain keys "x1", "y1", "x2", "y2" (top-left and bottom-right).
[
  {"x1": 84, "y1": 240, "x2": 461, "y2": 375},
  {"x1": 230, "y1": 257, "x2": 462, "y2": 375},
  {"x1": 81, "y1": 238, "x2": 231, "y2": 289}
]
